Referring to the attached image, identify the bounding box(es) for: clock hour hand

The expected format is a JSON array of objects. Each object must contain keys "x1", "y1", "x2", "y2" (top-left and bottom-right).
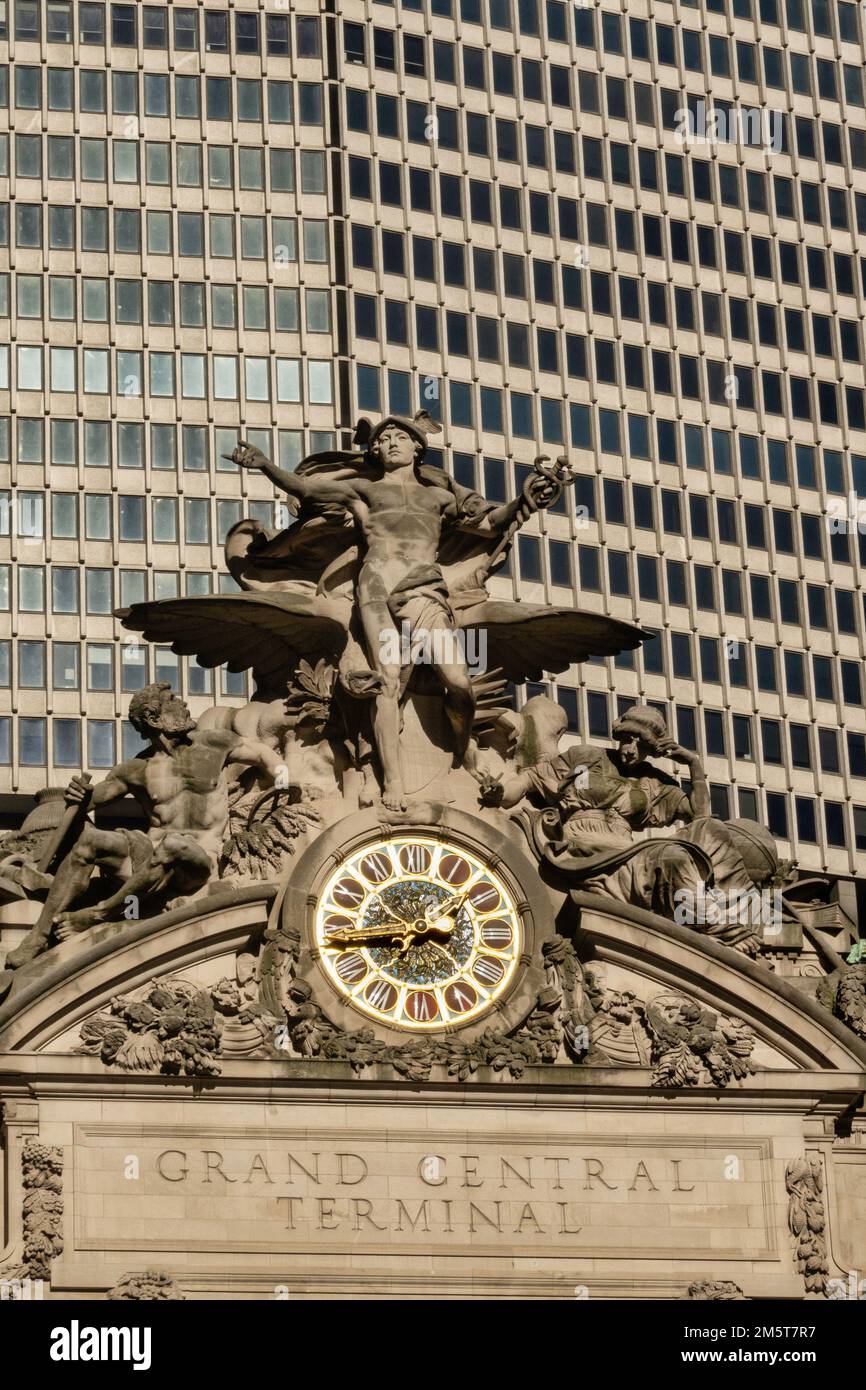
[{"x1": 428, "y1": 939, "x2": 459, "y2": 970}]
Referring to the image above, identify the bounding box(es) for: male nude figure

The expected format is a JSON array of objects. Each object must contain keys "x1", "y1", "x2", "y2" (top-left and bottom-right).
[
  {"x1": 4, "y1": 683, "x2": 283, "y2": 971},
  {"x1": 232, "y1": 422, "x2": 542, "y2": 811}
]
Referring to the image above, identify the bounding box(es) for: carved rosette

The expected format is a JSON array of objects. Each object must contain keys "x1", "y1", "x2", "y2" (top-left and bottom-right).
[{"x1": 785, "y1": 1155, "x2": 829, "y2": 1296}]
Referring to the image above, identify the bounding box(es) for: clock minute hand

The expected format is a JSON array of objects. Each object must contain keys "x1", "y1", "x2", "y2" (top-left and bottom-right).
[
  {"x1": 423, "y1": 890, "x2": 469, "y2": 930},
  {"x1": 324, "y1": 893, "x2": 411, "y2": 948}
]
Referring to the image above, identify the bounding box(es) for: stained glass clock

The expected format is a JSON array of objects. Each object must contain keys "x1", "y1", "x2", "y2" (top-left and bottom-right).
[{"x1": 312, "y1": 835, "x2": 523, "y2": 1031}]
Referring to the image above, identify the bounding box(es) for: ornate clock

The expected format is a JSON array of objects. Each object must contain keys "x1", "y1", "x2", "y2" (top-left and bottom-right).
[
  {"x1": 284, "y1": 808, "x2": 554, "y2": 1042},
  {"x1": 314, "y1": 836, "x2": 522, "y2": 1031}
]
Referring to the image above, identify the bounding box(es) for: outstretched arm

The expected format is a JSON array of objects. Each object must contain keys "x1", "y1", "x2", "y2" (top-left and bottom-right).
[
  {"x1": 228, "y1": 442, "x2": 358, "y2": 507},
  {"x1": 472, "y1": 473, "x2": 553, "y2": 534}
]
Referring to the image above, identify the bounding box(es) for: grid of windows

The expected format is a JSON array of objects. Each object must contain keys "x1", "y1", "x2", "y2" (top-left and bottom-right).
[
  {"x1": 0, "y1": 2, "x2": 336, "y2": 794},
  {"x1": 1, "y1": 0, "x2": 865, "y2": 878},
  {"x1": 338, "y1": 0, "x2": 866, "y2": 875}
]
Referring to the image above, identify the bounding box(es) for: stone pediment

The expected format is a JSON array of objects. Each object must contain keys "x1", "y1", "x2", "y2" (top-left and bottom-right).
[{"x1": 0, "y1": 879, "x2": 863, "y2": 1087}]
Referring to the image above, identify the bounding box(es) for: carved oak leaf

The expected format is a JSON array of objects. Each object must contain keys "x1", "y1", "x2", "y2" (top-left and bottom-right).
[
  {"x1": 653, "y1": 1040, "x2": 705, "y2": 1088},
  {"x1": 390, "y1": 1041, "x2": 435, "y2": 1083},
  {"x1": 284, "y1": 658, "x2": 337, "y2": 733}
]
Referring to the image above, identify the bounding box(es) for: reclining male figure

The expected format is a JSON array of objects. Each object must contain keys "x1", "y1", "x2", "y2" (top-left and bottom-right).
[{"x1": 4, "y1": 682, "x2": 283, "y2": 973}]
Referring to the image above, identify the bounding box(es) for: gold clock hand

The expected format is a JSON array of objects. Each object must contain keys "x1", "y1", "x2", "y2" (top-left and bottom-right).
[
  {"x1": 423, "y1": 890, "x2": 469, "y2": 930},
  {"x1": 324, "y1": 922, "x2": 410, "y2": 946}
]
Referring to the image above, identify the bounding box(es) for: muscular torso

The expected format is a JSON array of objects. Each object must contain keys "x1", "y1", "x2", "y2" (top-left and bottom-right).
[
  {"x1": 123, "y1": 732, "x2": 238, "y2": 856},
  {"x1": 349, "y1": 477, "x2": 454, "y2": 603}
]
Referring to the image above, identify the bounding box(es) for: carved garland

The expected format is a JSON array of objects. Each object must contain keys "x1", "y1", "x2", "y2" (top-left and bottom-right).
[
  {"x1": 817, "y1": 963, "x2": 866, "y2": 1041},
  {"x1": 685, "y1": 1280, "x2": 747, "y2": 1300},
  {"x1": 0, "y1": 1138, "x2": 64, "y2": 1285},
  {"x1": 75, "y1": 928, "x2": 757, "y2": 1088},
  {"x1": 77, "y1": 978, "x2": 224, "y2": 1076},
  {"x1": 785, "y1": 1155, "x2": 829, "y2": 1296}
]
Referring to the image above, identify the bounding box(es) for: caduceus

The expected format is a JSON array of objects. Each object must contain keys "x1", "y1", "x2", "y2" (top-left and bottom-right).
[
  {"x1": 487, "y1": 453, "x2": 577, "y2": 569},
  {"x1": 532, "y1": 452, "x2": 577, "y2": 504}
]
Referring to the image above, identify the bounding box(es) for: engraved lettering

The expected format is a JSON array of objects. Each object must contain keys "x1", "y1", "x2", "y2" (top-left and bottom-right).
[
  {"x1": 584, "y1": 1158, "x2": 618, "y2": 1191},
  {"x1": 514, "y1": 1202, "x2": 544, "y2": 1234},
  {"x1": 156, "y1": 1150, "x2": 188, "y2": 1183},
  {"x1": 203, "y1": 1151, "x2": 236, "y2": 1183},
  {"x1": 317, "y1": 1197, "x2": 340, "y2": 1230},
  {"x1": 461, "y1": 1154, "x2": 484, "y2": 1188},
  {"x1": 468, "y1": 1200, "x2": 503, "y2": 1233},
  {"x1": 286, "y1": 1153, "x2": 321, "y2": 1185},
  {"x1": 352, "y1": 1198, "x2": 388, "y2": 1231},
  {"x1": 336, "y1": 1152, "x2": 368, "y2": 1185},
  {"x1": 499, "y1": 1157, "x2": 534, "y2": 1189},
  {"x1": 278, "y1": 1196, "x2": 303, "y2": 1229},
  {"x1": 628, "y1": 1161, "x2": 659, "y2": 1192}
]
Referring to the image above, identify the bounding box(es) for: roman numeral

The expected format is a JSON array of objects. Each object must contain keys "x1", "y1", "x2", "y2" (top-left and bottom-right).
[
  {"x1": 335, "y1": 953, "x2": 368, "y2": 984},
  {"x1": 359, "y1": 851, "x2": 391, "y2": 884},
  {"x1": 399, "y1": 843, "x2": 430, "y2": 874},
  {"x1": 364, "y1": 979, "x2": 397, "y2": 1011},
  {"x1": 439, "y1": 853, "x2": 470, "y2": 885},
  {"x1": 445, "y1": 982, "x2": 477, "y2": 1015},
  {"x1": 405, "y1": 991, "x2": 439, "y2": 1023},
  {"x1": 470, "y1": 883, "x2": 500, "y2": 911},
  {"x1": 333, "y1": 878, "x2": 364, "y2": 907},
  {"x1": 473, "y1": 956, "x2": 505, "y2": 986}
]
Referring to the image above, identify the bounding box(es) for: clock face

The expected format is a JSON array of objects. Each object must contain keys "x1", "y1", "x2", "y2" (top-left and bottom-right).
[{"x1": 314, "y1": 836, "x2": 523, "y2": 1031}]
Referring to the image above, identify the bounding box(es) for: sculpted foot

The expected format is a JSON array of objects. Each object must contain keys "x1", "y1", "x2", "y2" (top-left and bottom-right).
[
  {"x1": 382, "y1": 782, "x2": 406, "y2": 813},
  {"x1": 54, "y1": 906, "x2": 111, "y2": 939},
  {"x1": 358, "y1": 770, "x2": 377, "y2": 809}
]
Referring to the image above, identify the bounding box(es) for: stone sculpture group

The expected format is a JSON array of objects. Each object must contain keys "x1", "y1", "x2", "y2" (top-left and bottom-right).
[{"x1": 0, "y1": 414, "x2": 856, "y2": 1015}]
